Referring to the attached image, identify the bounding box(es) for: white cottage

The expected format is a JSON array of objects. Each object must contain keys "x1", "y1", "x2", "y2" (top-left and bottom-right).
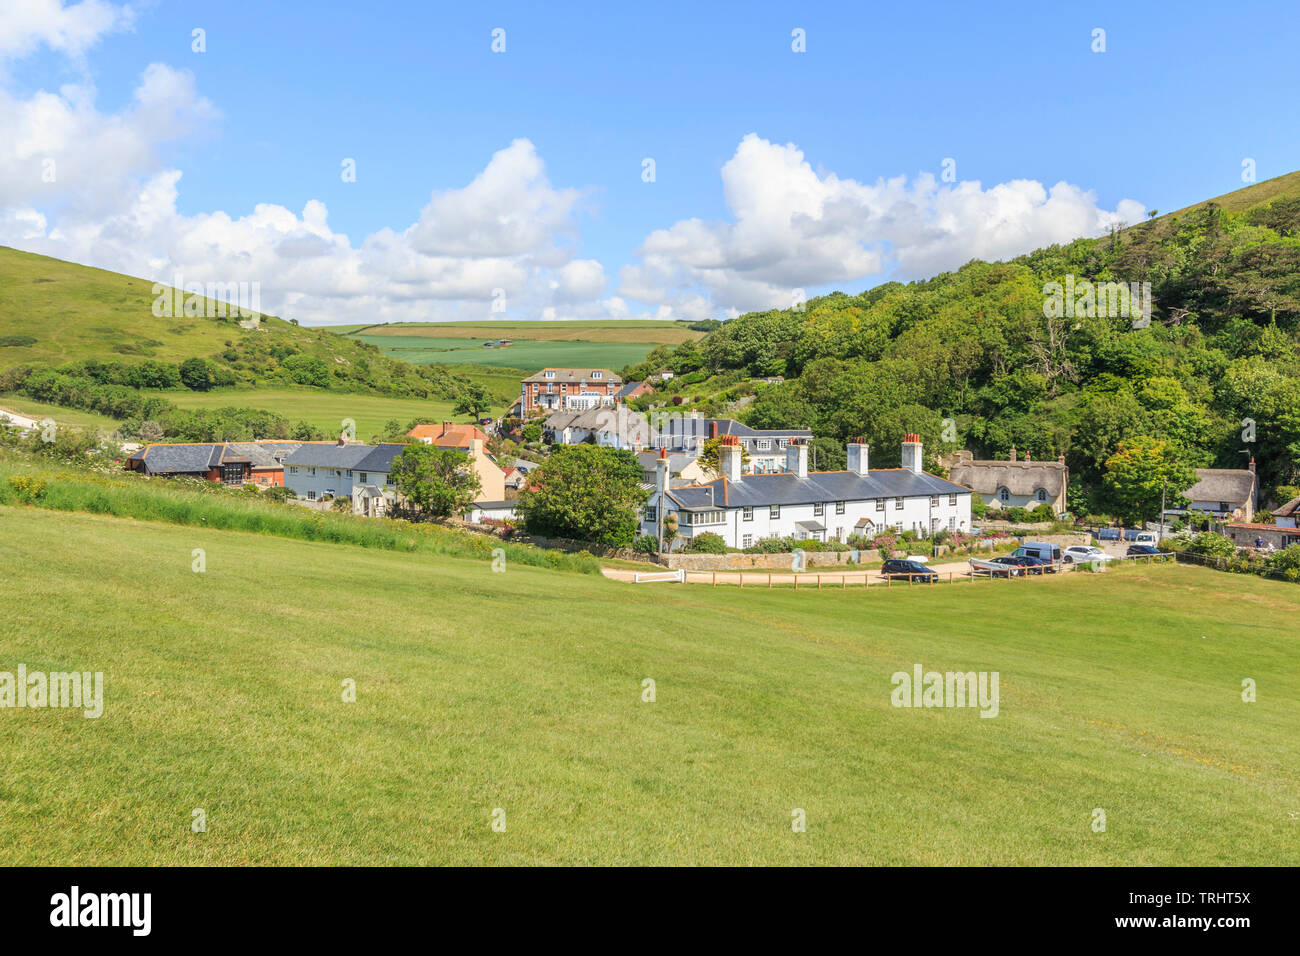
[{"x1": 642, "y1": 434, "x2": 973, "y2": 550}]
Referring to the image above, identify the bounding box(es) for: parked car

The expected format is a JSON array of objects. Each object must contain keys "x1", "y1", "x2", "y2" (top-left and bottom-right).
[
  {"x1": 1126, "y1": 544, "x2": 1168, "y2": 559},
  {"x1": 880, "y1": 559, "x2": 938, "y2": 582},
  {"x1": 969, "y1": 556, "x2": 1022, "y2": 577},
  {"x1": 1063, "y1": 545, "x2": 1114, "y2": 564},
  {"x1": 1013, "y1": 554, "x2": 1059, "y2": 573},
  {"x1": 1015, "y1": 542, "x2": 1063, "y2": 564},
  {"x1": 991, "y1": 554, "x2": 1043, "y2": 575},
  {"x1": 1132, "y1": 531, "x2": 1160, "y2": 545}
]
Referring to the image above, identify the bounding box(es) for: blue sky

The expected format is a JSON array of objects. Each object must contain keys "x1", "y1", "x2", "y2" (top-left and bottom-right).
[{"x1": 3, "y1": 0, "x2": 1298, "y2": 324}]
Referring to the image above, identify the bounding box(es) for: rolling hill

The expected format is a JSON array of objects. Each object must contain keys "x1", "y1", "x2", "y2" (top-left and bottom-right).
[{"x1": 0, "y1": 245, "x2": 449, "y2": 398}]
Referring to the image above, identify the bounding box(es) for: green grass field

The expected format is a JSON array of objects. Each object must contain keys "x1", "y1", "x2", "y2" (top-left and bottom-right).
[
  {"x1": 0, "y1": 396, "x2": 121, "y2": 430},
  {"x1": 347, "y1": 333, "x2": 657, "y2": 371},
  {"x1": 330, "y1": 319, "x2": 701, "y2": 372},
  {"x1": 1, "y1": 503, "x2": 1295, "y2": 865},
  {"x1": 153, "y1": 363, "x2": 521, "y2": 434}
]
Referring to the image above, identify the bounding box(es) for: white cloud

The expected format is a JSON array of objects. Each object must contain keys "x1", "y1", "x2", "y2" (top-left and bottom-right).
[
  {"x1": 0, "y1": 0, "x2": 134, "y2": 63},
  {"x1": 619, "y1": 133, "x2": 1145, "y2": 319}
]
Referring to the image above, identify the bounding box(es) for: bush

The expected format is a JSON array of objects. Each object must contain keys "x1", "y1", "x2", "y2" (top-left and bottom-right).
[
  {"x1": 688, "y1": 532, "x2": 728, "y2": 554},
  {"x1": 632, "y1": 534, "x2": 658, "y2": 555},
  {"x1": 1186, "y1": 532, "x2": 1236, "y2": 558}
]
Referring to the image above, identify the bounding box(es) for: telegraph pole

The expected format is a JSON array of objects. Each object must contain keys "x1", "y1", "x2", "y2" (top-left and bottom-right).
[{"x1": 1158, "y1": 477, "x2": 1167, "y2": 543}]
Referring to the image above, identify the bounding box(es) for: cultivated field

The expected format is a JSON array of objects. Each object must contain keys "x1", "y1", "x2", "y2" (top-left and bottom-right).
[
  {"x1": 1, "y1": 504, "x2": 1295, "y2": 865},
  {"x1": 331, "y1": 319, "x2": 702, "y2": 372}
]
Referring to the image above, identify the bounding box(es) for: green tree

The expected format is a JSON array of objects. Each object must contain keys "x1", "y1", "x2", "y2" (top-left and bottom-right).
[
  {"x1": 517, "y1": 445, "x2": 647, "y2": 547},
  {"x1": 454, "y1": 384, "x2": 492, "y2": 419},
  {"x1": 178, "y1": 357, "x2": 214, "y2": 391},
  {"x1": 1102, "y1": 436, "x2": 1195, "y2": 526},
  {"x1": 697, "y1": 437, "x2": 751, "y2": 476},
  {"x1": 389, "y1": 444, "x2": 481, "y2": 518}
]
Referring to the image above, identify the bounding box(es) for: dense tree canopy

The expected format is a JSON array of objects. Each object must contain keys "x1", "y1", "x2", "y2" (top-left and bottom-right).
[
  {"x1": 624, "y1": 197, "x2": 1300, "y2": 510},
  {"x1": 517, "y1": 445, "x2": 647, "y2": 547}
]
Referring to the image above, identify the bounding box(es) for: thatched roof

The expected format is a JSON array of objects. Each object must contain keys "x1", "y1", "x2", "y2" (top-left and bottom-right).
[
  {"x1": 1184, "y1": 469, "x2": 1256, "y2": 505},
  {"x1": 948, "y1": 459, "x2": 1067, "y2": 496},
  {"x1": 1273, "y1": 496, "x2": 1300, "y2": 518}
]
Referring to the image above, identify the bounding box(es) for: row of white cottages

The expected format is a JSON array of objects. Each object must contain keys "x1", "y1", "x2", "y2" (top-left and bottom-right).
[{"x1": 641, "y1": 434, "x2": 973, "y2": 549}]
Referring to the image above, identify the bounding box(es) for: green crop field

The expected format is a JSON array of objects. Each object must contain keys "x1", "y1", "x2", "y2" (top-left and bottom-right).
[
  {"x1": 346, "y1": 333, "x2": 656, "y2": 371},
  {"x1": 1, "y1": 501, "x2": 1295, "y2": 865},
  {"x1": 328, "y1": 319, "x2": 702, "y2": 372}
]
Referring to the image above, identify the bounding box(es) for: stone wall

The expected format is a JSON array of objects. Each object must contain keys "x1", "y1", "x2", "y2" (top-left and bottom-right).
[{"x1": 665, "y1": 550, "x2": 866, "y2": 571}]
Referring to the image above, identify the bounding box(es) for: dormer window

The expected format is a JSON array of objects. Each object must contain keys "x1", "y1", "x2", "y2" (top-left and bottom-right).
[
  {"x1": 1035, "y1": 488, "x2": 1048, "y2": 502},
  {"x1": 998, "y1": 487, "x2": 1010, "y2": 502},
  {"x1": 592, "y1": 371, "x2": 602, "y2": 379},
  {"x1": 544, "y1": 371, "x2": 555, "y2": 379}
]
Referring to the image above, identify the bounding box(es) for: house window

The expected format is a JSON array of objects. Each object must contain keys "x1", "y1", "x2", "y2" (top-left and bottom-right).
[
  {"x1": 835, "y1": 501, "x2": 845, "y2": 515},
  {"x1": 360, "y1": 473, "x2": 367, "y2": 483},
  {"x1": 222, "y1": 465, "x2": 244, "y2": 485},
  {"x1": 1036, "y1": 488, "x2": 1048, "y2": 502},
  {"x1": 742, "y1": 534, "x2": 753, "y2": 549},
  {"x1": 895, "y1": 497, "x2": 904, "y2": 510},
  {"x1": 875, "y1": 499, "x2": 885, "y2": 512},
  {"x1": 998, "y1": 487, "x2": 1010, "y2": 502},
  {"x1": 948, "y1": 494, "x2": 957, "y2": 506},
  {"x1": 813, "y1": 502, "x2": 824, "y2": 516},
  {"x1": 645, "y1": 505, "x2": 657, "y2": 522},
  {"x1": 307, "y1": 490, "x2": 317, "y2": 501},
  {"x1": 769, "y1": 505, "x2": 781, "y2": 519},
  {"x1": 743, "y1": 506, "x2": 754, "y2": 521},
  {"x1": 308, "y1": 467, "x2": 316, "y2": 476},
  {"x1": 592, "y1": 371, "x2": 602, "y2": 379},
  {"x1": 930, "y1": 496, "x2": 939, "y2": 507},
  {"x1": 757, "y1": 439, "x2": 772, "y2": 451},
  {"x1": 949, "y1": 516, "x2": 957, "y2": 530},
  {"x1": 545, "y1": 371, "x2": 555, "y2": 379},
  {"x1": 289, "y1": 466, "x2": 298, "y2": 475},
  {"x1": 777, "y1": 439, "x2": 788, "y2": 449}
]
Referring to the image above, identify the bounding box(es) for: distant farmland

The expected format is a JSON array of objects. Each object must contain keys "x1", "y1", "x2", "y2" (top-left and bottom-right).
[{"x1": 329, "y1": 320, "x2": 703, "y2": 372}]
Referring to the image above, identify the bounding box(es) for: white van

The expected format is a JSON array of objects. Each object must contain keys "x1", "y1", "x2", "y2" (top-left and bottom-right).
[
  {"x1": 1015, "y1": 542, "x2": 1063, "y2": 563},
  {"x1": 1133, "y1": 531, "x2": 1160, "y2": 545}
]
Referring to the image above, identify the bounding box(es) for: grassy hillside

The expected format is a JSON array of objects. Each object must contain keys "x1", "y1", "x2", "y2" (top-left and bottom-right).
[
  {"x1": 0, "y1": 503, "x2": 1295, "y2": 865},
  {"x1": 0, "y1": 245, "x2": 448, "y2": 397}
]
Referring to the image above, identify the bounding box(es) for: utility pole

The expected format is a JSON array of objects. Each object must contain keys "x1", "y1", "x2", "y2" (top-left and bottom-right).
[{"x1": 1158, "y1": 477, "x2": 1167, "y2": 543}]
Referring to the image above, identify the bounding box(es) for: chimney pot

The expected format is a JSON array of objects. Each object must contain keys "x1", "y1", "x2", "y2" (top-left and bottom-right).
[{"x1": 1009, "y1": 445, "x2": 1017, "y2": 462}]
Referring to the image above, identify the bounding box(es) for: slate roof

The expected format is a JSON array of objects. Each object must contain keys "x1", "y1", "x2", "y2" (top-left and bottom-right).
[
  {"x1": 636, "y1": 450, "x2": 698, "y2": 475},
  {"x1": 1184, "y1": 468, "x2": 1256, "y2": 505},
  {"x1": 665, "y1": 469, "x2": 970, "y2": 510},
  {"x1": 658, "y1": 417, "x2": 812, "y2": 444},
  {"x1": 281, "y1": 442, "x2": 408, "y2": 473},
  {"x1": 614, "y1": 381, "x2": 647, "y2": 400},
  {"x1": 129, "y1": 441, "x2": 305, "y2": 475},
  {"x1": 949, "y1": 459, "x2": 1067, "y2": 496},
  {"x1": 521, "y1": 368, "x2": 622, "y2": 385}
]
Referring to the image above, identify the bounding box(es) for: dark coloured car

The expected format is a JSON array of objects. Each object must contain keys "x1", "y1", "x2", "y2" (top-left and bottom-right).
[
  {"x1": 880, "y1": 559, "x2": 938, "y2": 582},
  {"x1": 1016, "y1": 554, "x2": 1059, "y2": 573},
  {"x1": 1126, "y1": 544, "x2": 1167, "y2": 559}
]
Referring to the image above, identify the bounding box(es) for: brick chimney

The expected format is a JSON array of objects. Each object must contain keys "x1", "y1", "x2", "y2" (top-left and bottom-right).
[
  {"x1": 719, "y1": 435, "x2": 743, "y2": 483},
  {"x1": 1249, "y1": 456, "x2": 1256, "y2": 474},
  {"x1": 901, "y1": 433, "x2": 923, "y2": 475},
  {"x1": 846, "y1": 437, "x2": 869, "y2": 476},
  {"x1": 656, "y1": 446, "x2": 669, "y2": 496},
  {"x1": 708, "y1": 420, "x2": 718, "y2": 440},
  {"x1": 440, "y1": 421, "x2": 452, "y2": 437},
  {"x1": 786, "y1": 438, "x2": 808, "y2": 479},
  {"x1": 1009, "y1": 445, "x2": 1017, "y2": 462}
]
